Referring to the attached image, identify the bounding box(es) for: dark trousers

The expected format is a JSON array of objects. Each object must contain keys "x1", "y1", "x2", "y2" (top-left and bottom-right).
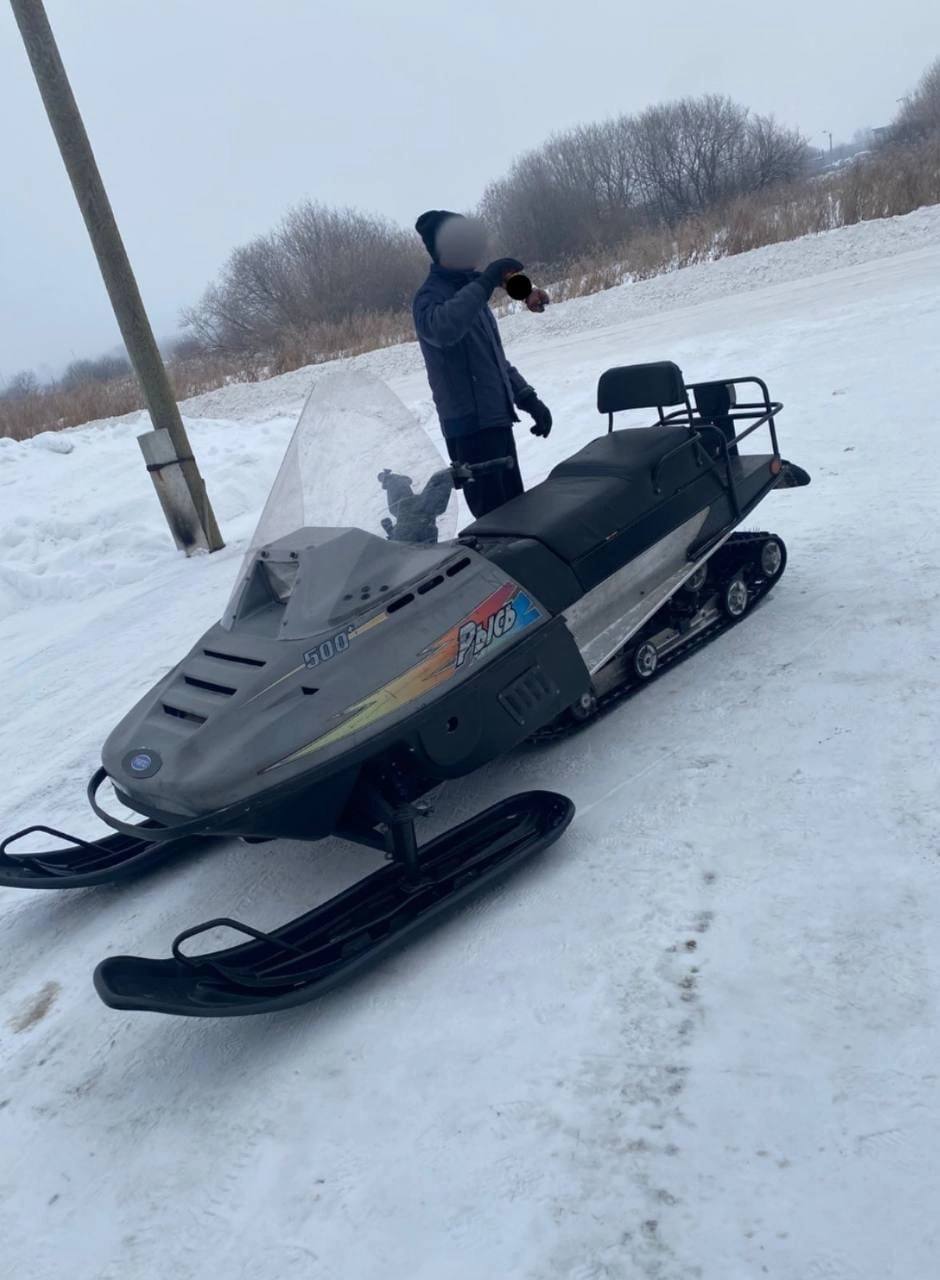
[{"x1": 445, "y1": 427, "x2": 524, "y2": 519}]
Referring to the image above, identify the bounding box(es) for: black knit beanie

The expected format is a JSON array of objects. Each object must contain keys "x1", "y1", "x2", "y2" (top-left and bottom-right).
[{"x1": 415, "y1": 209, "x2": 461, "y2": 261}]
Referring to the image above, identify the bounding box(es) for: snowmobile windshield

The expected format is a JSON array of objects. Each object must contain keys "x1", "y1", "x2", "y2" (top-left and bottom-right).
[{"x1": 222, "y1": 369, "x2": 458, "y2": 630}]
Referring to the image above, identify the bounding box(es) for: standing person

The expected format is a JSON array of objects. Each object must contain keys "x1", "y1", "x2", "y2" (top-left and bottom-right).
[{"x1": 412, "y1": 210, "x2": 552, "y2": 519}]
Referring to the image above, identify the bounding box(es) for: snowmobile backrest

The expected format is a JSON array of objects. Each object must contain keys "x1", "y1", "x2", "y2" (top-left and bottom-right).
[{"x1": 597, "y1": 362, "x2": 687, "y2": 416}]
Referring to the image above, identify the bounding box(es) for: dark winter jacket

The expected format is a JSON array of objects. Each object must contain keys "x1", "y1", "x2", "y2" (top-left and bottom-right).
[{"x1": 412, "y1": 265, "x2": 534, "y2": 439}]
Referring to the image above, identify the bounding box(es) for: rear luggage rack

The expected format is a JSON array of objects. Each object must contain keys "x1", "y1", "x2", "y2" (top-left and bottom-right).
[{"x1": 597, "y1": 363, "x2": 784, "y2": 522}]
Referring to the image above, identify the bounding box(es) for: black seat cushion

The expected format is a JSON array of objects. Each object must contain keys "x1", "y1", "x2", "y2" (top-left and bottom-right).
[
  {"x1": 550, "y1": 427, "x2": 693, "y2": 481},
  {"x1": 462, "y1": 474, "x2": 632, "y2": 564},
  {"x1": 463, "y1": 428, "x2": 709, "y2": 567},
  {"x1": 597, "y1": 361, "x2": 685, "y2": 413}
]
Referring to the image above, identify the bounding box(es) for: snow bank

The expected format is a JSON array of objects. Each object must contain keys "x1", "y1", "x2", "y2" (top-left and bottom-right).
[{"x1": 30, "y1": 431, "x2": 75, "y2": 455}]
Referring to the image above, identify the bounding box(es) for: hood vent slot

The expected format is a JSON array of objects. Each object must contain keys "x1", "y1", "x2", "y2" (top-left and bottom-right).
[
  {"x1": 384, "y1": 555, "x2": 472, "y2": 615},
  {"x1": 387, "y1": 592, "x2": 414, "y2": 615},
  {"x1": 184, "y1": 675, "x2": 236, "y2": 696},
  {"x1": 163, "y1": 703, "x2": 207, "y2": 726},
  {"x1": 203, "y1": 648, "x2": 266, "y2": 668},
  {"x1": 302, "y1": 686, "x2": 318, "y2": 696}
]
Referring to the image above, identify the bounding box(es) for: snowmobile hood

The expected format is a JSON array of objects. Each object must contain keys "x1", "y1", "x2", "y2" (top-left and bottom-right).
[
  {"x1": 101, "y1": 537, "x2": 544, "y2": 825},
  {"x1": 100, "y1": 372, "x2": 547, "y2": 829}
]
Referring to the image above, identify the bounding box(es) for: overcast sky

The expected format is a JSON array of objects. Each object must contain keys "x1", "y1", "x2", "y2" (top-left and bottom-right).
[{"x1": 2, "y1": 0, "x2": 937, "y2": 377}]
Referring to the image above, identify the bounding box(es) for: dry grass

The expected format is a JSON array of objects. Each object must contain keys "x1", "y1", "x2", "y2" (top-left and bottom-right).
[
  {"x1": 549, "y1": 137, "x2": 940, "y2": 303},
  {"x1": 3, "y1": 137, "x2": 939, "y2": 442},
  {"x1": 0, "y1": 312, "x2": 415, "y2": 442}
]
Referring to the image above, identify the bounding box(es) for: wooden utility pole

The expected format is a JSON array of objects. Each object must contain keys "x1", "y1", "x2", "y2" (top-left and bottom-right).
[{"x1": 9, "y1": 0, "x2": 223, "y2": 554}]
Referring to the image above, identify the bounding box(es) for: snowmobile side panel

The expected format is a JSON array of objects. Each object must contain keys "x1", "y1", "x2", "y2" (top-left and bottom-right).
[
  {"x1": 535, "y1": 532, "x2": 790, "y2": 741},
  {"x1": 93, "y1": 790, "x2": 575, "y2": 1017},
  {"x1": 462, "y1": 537, "x2": 583, "y2": 613},
  {"x1": 564, "y1": 510, "x2": 711, "y2": 673}
]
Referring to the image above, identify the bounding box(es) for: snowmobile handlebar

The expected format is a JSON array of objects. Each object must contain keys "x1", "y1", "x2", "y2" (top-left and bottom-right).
[
  {"x1": 450, "y1": 456, "x2": 515, "y2": 489},
  {"x1": 378, "y1": 461, "x2": 515, "y2": 540}
]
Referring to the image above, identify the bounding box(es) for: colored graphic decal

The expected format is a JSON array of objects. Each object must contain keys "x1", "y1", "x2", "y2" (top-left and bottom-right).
[
  {"x1": 264, "y1": 583, "x2": 541, "y2": 771},
  {"x1": 247, "y1": 608, "x2": 392, "y2": 705}
]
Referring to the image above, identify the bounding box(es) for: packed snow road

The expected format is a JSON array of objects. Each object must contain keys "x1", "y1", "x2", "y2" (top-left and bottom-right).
[{"x1": 2, "y1": 215, "x2": 939, "y2": 1280}]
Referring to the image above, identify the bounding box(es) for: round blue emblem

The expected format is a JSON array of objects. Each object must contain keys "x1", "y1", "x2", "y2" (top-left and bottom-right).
[{"x1": 122, "y1": 748, "x2": 162, "y2": 778}]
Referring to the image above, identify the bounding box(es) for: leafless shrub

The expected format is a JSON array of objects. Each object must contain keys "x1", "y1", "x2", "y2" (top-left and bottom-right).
[
  {"x1": 892, "y1": 55, "x2": 940, "y2": 141},
  {"x1": 0, "y1": 374, "x2": 142, "y2": 441},
  {"x1": 1, "y1": 369, "x2": 41, "y2": 401},
  {"x1": 481, "y1": 95, "x2": 808, "y2": 266},
  {"x1": 0, "y1": 308, "x2": 415, "y2": 442},
  {"x1": 59, "y1": 351, "x2": 132, "y2": 390},
  {"x1": 522, "y1": 133, "x2": 940, "y2": 307},
  {"x1": 183, "y1": 201, "x2": 425, "y2": 356},
  {"x1": 479, "y1": 119, "x2": 642, "y2": 265}
]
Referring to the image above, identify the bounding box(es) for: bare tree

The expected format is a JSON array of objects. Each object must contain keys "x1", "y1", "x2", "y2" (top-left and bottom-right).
[
  {"x1": 481, "y1": 95, "x2": 807, "y2": 265},
  {"x1": 631, "y1": 96, "x2": 807, "y2": 221},
  {"x1": 1, "y1": 369, "x2": 41, "y2": 400},
  {"x1": 480, "y1": 148, "x2": 601, "y2": 265},
  {"x1": 60, "y1": 352, "x2": 131, "y2": 389},
  {"x1": 893, "y1": 56, "x2": 940, "y2": 141},
  {"x1": 183, "y1": 202, "x2": 425, "y2": 355},
  {"x1": 744, "y1": 113, "x2": 811, "y2": 190}
]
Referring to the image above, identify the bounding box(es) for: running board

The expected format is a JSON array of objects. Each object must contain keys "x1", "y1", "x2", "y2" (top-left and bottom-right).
[
  {"x1": 94, "y1": 790, "x2": 574, "y2": 1017},
  {"x1": 0, "y1": 823, "x2": 193, "y2": 888}
]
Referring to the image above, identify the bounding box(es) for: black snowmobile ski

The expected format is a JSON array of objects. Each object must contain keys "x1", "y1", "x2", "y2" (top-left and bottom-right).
[
  {"x1": 94, "y1": 790, "x2": 573, "y2": 1017},
  {"x1": 0, "y1": 798, "x2": 197, "y2": 889}
]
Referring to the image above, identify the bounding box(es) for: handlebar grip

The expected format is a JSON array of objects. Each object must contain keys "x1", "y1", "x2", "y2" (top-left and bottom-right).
[{"x1": 469, "y1": 456, "x2": 516, "y2": 476}]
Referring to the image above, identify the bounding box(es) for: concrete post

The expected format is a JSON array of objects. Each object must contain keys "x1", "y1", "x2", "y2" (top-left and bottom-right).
[{"x1": 9, "y1": 0, "x2": 224, "y2": 554}]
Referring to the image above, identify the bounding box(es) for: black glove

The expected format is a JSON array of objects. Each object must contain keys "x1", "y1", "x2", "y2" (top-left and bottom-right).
[
  {"x1": 479, "y1": 257, "x2": 524, "y2": 296},
  {"x1": 518, "y1": 391, "x2": 552, "y2": 438}
]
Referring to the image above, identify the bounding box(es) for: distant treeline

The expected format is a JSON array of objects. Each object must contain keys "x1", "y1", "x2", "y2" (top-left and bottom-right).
[{"x1": 3, "y1": 56, "x2": 940, "y2": 439}]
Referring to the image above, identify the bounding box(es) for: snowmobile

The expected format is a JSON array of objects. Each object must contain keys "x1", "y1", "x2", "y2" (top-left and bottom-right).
[{"x1": 0, "y1": 364, "x2": 808, "y2": 1017}]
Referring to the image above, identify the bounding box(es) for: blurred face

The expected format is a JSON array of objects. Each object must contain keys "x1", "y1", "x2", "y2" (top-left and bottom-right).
[{"x1": 436, "y1": 216, "x2": 488, "y2": 269}]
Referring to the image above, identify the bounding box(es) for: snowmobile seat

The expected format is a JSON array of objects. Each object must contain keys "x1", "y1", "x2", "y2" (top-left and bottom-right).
[
  {"x1": 463, "y1": 425, "x2": 709, "y2": 568},
  {"x1": 462, "y1": 473, "x2": 634, "y2": 567},
  {"x1": 549, "y1": 425, "x2": 695, "y2": 483}
]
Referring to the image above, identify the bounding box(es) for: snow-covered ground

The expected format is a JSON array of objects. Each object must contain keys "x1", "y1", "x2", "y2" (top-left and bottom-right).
[{"x1": 2, "y1": 208, "x2": 939, "y2": 1280}]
